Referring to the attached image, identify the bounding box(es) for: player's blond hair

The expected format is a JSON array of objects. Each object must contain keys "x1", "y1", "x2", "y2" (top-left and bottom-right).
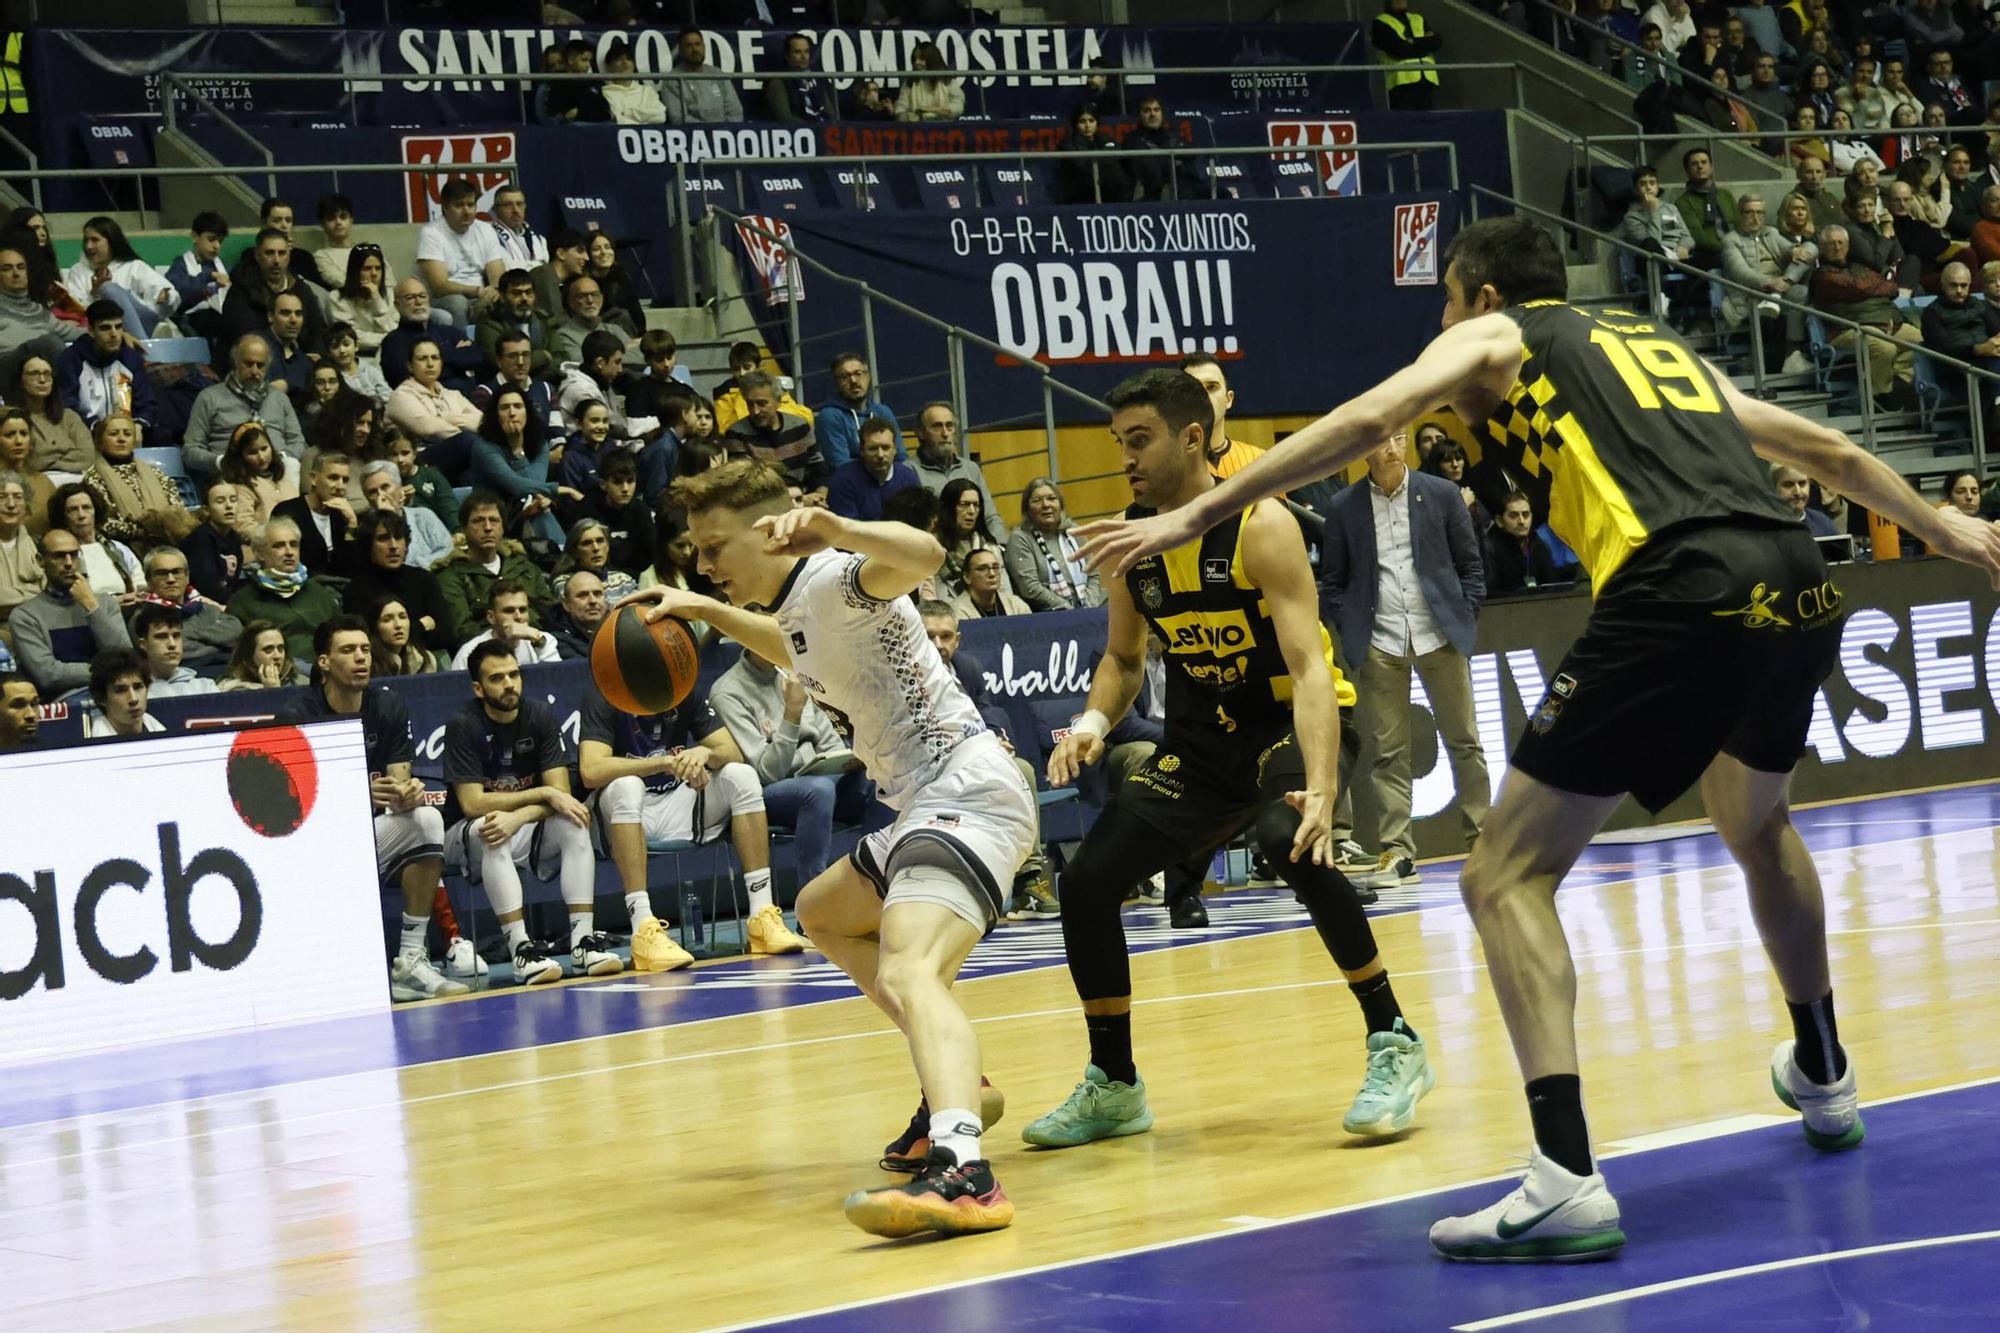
[{"x1": 670, "y1": 459, "x2": 792, "y2": 517}]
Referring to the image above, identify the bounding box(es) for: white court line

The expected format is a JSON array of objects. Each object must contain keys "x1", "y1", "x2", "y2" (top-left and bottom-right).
[
  {"x1": 2, "y1": 820, "x2": 1995, "y2": 1145},
  {"x1": 701, "y1": 1076, "x2": 2000, "y2": 1333},
  {"x1": 1599, "y1": 1114, "x2": 1793, "y2": 1153},
  {"x1": 10, "y1": 905, "x2": 2000, "y2": 1166},
  {"x1": 4, "y1": 914, "x2": 1996, "y2": 1171},
  {"x1": 1812, "y1": 817, "x2": 2000, "y2": 829},
  {"x1": 1450, "y1": 1231, "x2": 2000, "y2": 1330}
]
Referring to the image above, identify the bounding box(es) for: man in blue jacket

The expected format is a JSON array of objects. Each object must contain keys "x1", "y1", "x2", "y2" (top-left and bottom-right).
[
  {"x1": 813, "y1": 351, "x2": 900, "y2": 470},
  {"x1": 1323, "y1": 432, "x2": 1490, "y2": 887},
  {"x1": 56, "y1": 301, "x2": 160, "y2": 442}
]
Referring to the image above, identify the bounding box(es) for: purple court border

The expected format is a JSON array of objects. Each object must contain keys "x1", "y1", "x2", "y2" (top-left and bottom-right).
[
  {"x1": 3, "y1": 783, "x2": 1998, "y2": 1133},
  {"x1": 742, "y1": 1080, "x2": 2000, "y2": 1332}
]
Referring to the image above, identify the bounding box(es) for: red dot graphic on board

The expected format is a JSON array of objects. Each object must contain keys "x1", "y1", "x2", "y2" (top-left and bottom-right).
[{"x1": 227, "y1": 726, "x2": 319, "y2": 838}]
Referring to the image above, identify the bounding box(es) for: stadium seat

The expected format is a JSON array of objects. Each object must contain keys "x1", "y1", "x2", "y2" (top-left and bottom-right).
[
  {"x1": 142, "y1": 337, "x2": 211, "y2": 366},
  {"x1": 136, "y1": 446, "x2": 199, "y2": 509},
  {"x1": 979, "y1": 162, "x2": 1051, "y2": 208},
  {"x1": 647, "y1": 835, "x2": 747, "y2": 957}
]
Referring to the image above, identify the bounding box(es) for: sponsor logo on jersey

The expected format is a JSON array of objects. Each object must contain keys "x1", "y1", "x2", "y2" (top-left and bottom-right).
[
  {"x1": 1157, "y1": 608, "x2": 1255, "y2": 655},
  {"x1": 1202, "y1": 556, "x2": 1231, "y2": 583},
  {"x1": 1138, "y1": 577, "x2": 1165, "y2": 611},
  {"x1": 1551, "y1": 672, "x2": 1577, "y2": 698},
  {"x1": 791, "y1": 630, "x2": 808, "y2": 653},
  {"x1": 1394, "y1": 201, "x2": 1441, "y2": 287}
]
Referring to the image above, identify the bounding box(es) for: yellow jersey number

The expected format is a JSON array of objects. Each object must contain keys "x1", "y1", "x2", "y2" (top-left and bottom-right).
[{"x1": 1588, "y1": 328, "x2": 1722, "y2": 413}]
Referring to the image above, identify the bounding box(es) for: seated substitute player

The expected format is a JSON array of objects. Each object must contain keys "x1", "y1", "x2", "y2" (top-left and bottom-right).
[
  {"x1": 1074, "y1": 217, "x2": 2000, "y2": 1262},
  {"x1": 442, "y1": 640, "x2": 616, "y2": 986},
  {"x1": 284, "y1": 615, "x2": 466, "y2": 1001},
  {"x1": 625, "y1": 460, "x2": 1037, "y2": 1240},
  {"x1": 1025, "y1": 369, "x2": 1427, "y2": 1150},
  {"x1": 578, "y1": 679, "x2": 806, "y2": 972}
]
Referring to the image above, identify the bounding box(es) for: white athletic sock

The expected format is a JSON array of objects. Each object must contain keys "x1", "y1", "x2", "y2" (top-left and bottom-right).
[
  {"x1": 928, "y1": 1107, "x2": 983, "y2": 1166},
  {"x1": 625, "y1": 891, "x2": 655, "y2": 925},
  {"x1": 399, "y1": 913, "x2": 429, "y2": 959},
  {"x1": 479, "y1": 840, "x2": 529, "y2": 952},
  {"x1": 745, "y1": 867, "x2": 774, "y2": 914},
  {"x1": 569, "y1": 912, "x2": 594, "y2": 948}
]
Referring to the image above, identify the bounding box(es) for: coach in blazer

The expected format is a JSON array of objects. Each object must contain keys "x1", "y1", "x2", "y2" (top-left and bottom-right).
[{"x1": 1322, "y1": 433, "x2": 1491, "y2": 880}]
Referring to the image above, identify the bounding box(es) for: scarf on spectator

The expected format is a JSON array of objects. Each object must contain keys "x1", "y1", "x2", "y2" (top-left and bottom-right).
[
  {"x1": 87, "y1": 458, "x2": 192, "y2": 538},
  {"x1": 250, "y1": 563, "x2": 309, "y2": 596},
  {"x1": 1028, "y1": 524, "x2": 1086, "y2": 607}
]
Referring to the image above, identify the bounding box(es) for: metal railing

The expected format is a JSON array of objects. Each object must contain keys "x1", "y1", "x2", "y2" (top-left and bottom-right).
[
  {"x1": 673, "y1": 137, "x2": 1462, "y2": 306},
  {"x1": 1471, "y1": 185, "x2": 1992, "y2": 474},
  {"x1": 107, "y1": 59, "x2": 1618, "y2": 133},
  {"x1": 709, "y1": 204, "x2": 1114, "y2": 495},
  {"x1": 1572, "y1": 123, "x2": 1918, "y2": 181}
]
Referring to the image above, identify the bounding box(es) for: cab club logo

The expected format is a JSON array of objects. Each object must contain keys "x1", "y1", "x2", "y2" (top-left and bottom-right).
[
  {"x1": 401, "y1": 132, "x2": 518, "y2": 223},
  {"x1": 1266, "y1": 119, "x2": 1359, "y2": 197},
  {"x1": 1395, "y1": 201, "x2": 1440, "y2": 286},
  {"x1": 0, "y1": 728, "x2": 318, "y2": 1000}
]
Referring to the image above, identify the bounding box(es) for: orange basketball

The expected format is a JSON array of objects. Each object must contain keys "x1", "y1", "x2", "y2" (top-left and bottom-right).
[{"x1": 591, "y1": 605, "x2": 700, "y2": 716}]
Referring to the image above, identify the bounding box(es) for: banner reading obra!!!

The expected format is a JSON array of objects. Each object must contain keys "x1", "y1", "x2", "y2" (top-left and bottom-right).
[{"x1": 774, "y1": 194, "x2": 1457, "y2": 422}]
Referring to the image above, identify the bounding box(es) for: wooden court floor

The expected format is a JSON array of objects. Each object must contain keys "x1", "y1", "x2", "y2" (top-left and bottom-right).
[{"x1": 2, "y1": 789, "x2": 1997, "y2": 1330}]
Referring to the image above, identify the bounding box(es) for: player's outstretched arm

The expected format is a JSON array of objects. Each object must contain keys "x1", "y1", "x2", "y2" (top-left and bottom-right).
[
  {"x1": 756, "y1": 506, "x2": 945, "y2": 601},
  {"x1": 1076, "y1": 313, "x2": 1525, "y2": 577},
  {"x1": 1242, "y1": 502, "x2": 1342, "y2": 866},
  {"x1": 1714, "y1": 371, "x2": 2000, "y2": 588},
  {"x1": 619, "y1": 585, "x2": 792, "y2": 665},
  {"x1": 1049, "y1": 575, "x2": 1149, "y2": 787}
]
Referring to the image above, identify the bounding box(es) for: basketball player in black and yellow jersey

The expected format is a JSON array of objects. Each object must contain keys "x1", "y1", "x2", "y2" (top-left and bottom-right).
[
  {"x1": 1021, "y1": 368, "x2": 1428, "y2": 1151},
  {"x1": 1079, "y1": 218, "x2": 2000, "y2": 1262}
]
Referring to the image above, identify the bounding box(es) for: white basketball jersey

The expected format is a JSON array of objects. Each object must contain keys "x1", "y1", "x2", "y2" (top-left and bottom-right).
[{"x1": 770, "y1": 550, "x2": 988, "y2": 810}]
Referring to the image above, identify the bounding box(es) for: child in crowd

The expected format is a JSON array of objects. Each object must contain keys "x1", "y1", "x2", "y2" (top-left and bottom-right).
[
  {"x1": 327, "y1": 322, "x2": 391, "y2": 407},
  {"x1": 165, "y1": 213, "x2": 231, "y2": 336},
  {"x1": 218, "y1": 422, "x2": 299, "y2": 525}
]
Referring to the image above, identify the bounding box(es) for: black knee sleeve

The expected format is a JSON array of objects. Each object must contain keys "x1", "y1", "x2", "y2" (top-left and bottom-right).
[
  {"x1": 1253, "y1": 800, "x2": 1381, "y2": 973},
  {"x1": 1058, "y1": 822, "x2": 1139, "y2": 1002}
]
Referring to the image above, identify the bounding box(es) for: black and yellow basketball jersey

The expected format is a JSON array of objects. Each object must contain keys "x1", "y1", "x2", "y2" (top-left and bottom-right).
[
  {"x1": 1123, "y1": 501, "x2": 1345, "y2": 740},
  {"x1": 1485, "y1": 301, "x2": 1798, "y2": 593}
]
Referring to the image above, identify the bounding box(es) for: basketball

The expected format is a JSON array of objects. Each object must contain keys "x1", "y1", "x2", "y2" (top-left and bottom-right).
[{"x1": 590, "y1": 604, "x2": 700, "y2": 716}]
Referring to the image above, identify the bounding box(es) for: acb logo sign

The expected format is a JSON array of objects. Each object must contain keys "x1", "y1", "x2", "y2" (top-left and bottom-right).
[{"x1": 1267, "y1": 119, "x2": 1358, "y2": 197}]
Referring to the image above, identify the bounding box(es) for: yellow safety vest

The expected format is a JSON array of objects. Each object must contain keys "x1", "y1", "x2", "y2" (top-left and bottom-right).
[
  {"x1": 0, "y1": 34, "x2": 26, "y2": 114},
  {"x1": 1374, "y1": 12, "x2": 1439, "y2": 90}
]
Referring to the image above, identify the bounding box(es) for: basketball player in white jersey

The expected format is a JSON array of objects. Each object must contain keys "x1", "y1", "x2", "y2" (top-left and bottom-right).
[{"x1": 623, "y1": 460, "x2": 1038, "y2": 1239}]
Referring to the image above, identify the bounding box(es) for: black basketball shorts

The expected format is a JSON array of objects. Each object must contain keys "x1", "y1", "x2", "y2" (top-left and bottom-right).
[{"x1": 1510, "y1": 522, "x2": 1843, "y2": 813}]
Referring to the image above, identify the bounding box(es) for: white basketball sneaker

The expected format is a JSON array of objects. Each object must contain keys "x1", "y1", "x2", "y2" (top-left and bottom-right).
[
  {"x1": 1770, "y1": 1041, "x2": 1865, "y2": 1151},
  {"x1": 1430, "y1": 1150, "x2": 1625, "y2": 1262}
]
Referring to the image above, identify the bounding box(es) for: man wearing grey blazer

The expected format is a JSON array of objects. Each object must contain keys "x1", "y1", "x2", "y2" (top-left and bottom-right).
[{"x1": 1323, "y1": 433, "x2": 1490, "y2": 886}]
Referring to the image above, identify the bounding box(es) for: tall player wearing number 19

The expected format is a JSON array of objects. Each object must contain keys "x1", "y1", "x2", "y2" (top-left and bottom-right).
[{"x1": 1074, "y1": 216, "x2": 2000, "y2": 1261}]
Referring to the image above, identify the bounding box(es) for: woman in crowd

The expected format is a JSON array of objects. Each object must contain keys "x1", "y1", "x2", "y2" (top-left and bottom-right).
[
  {"x1": 1004, "y1": 477, "x2": 1105, "y2": 611},
  {"x1": 84, "y1": 414, "x2": 195, "y2": 550},
  {"x1": 311, "y1": 387, "x2": 379, "y2": 463},
  {"x1": 1422, "y1": 437, "x2": 1491, "y2": 533},
  {"x1": 602, "y1": 42, "x2": 667, "y2": 125},
  {"x1": 342, "y1": 507, "x2": 454, "y2": 654},
  {"x1": 554, "y1": 516, "x2": 639, "y2": 604},
  {"x1": 0, "y1": 407, "x2": 54, "y2": 538},
  {"x1": 60, "y1": 216, "x2": 179, "y2": 338},
  {"x1": 1842, "y1": 184, "x2": 1918, "y2": 290},
  {"x1": 366, "y1": 592, "x2": 439, "y2": 677},
  {"x1": 1777, "y1": 190, "x2": 1818, "y2": 253},
  {"x1": 10, "y1": 353, "x2": 94, "y2": 475},
  {"x1": 1787, "y1": 105, "x2": 1833, "y2": 170},
  {"x1": 936, "y1": 477, "x2": 1011, "y2": 598},
  {"x1": 1054, "y1": 105, "x2": 1130, "y2": 205},
  {"x1": 219, "y1": 422, "x2": 301, "y2": 524},
  {"x1": 895, "y1": 41, "x2": 965, "y2": 122},
  {"x1": 217, "y1": 619, "x2": 308, "y2": 691},
  {"x1": 47, "y1": 481, "x2": 142, "y2": 601},
  {"x1": 1825, "y1": 108, "x2": 1885, "y2": 176},
  {"x1": 586, "y1": 231, "x2": 643, "y2": 330},
  {"x1": 1942, "y1": 469, "x2": 1986, "y2": 518},
  {"x1": 387, "y1": 338, "x2": 484, "y2": 480},
  {"x1": 470, "y1": 383, "x2": 575, "y2": 548},
  {"x1": 638, "y1": 505, "x2": 713, "y2": 641},
  {"x1": 1, "y1": 207, "x2": 66, "y2": 315},
  {"x1": 1795, "y1": 61, "x2": 1839, "y2": 129},
  {"x1": 325, "y1": 244, "x2": 397, "y2": 354}
]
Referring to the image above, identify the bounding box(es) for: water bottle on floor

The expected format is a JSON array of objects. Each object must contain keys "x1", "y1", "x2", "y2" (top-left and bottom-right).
[{"x1": 684, "y1": 892, "x2": 704, "y2": 949}]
